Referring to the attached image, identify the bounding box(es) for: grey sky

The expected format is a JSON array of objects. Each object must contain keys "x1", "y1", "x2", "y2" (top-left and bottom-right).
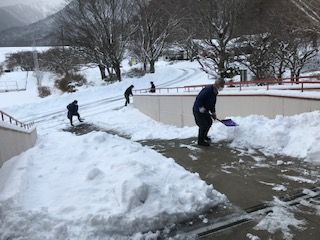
[
  {"x1": 0, "y1": 0, "x2": 65, "y2": 8},
  {"x1": 0, "y1": 0, "x2": 33, "y2": 7}
]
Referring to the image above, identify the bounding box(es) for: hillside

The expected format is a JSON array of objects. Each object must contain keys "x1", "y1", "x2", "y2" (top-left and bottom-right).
[
  {"x1": 0, "y1": 0, "x2": 65, "y2": 45},
  {"x1": 0, "y1": 0, "x2": 277, "y2": 47}
]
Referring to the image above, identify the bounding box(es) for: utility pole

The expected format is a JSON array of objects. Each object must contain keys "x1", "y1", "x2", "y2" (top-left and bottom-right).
[{"x1": 33, "y1": 40, "x2": 42, "y2": 87}]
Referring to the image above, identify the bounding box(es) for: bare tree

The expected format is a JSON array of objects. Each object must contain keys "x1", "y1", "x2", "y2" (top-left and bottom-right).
[
  {"x1": 0, "y1": 64, "x2": 3, "y2": 77},
  {"x1": 266, "y1": 30, "x2": 292, "y2": 81},
  {"x1": 271, "y1": 41, "x2": 290, "y2": 81},
  {"x1": 168, "y1": 0, "x2": 200, "y2": 61},
  {"x1": 237, "y1": 33, "x2": 275, "y2": 80},
  {"x1": 270, "y1": 0, "x2": 320, "y2": 37},
  {"x1": 4, "y1": 51, "x2": 35, "y2": 71},
  {"x1": 55, "y1": 0, "x2": 136, "y2": 81},
  {"x1": 289, "y1": 0, "x2": 320, "y2": 35},
  {"x1": 39, "y1": 47, "x2": 84, "y2": 75},
  {"x1": 284, "y1": 34, "x2": 318, "y2": 82},
  {"x1": 239, "y1": 32, "x2": 318, "y2": 82},
  {"x1": 130, "y1": 0, "x2": 181, "y2": 73},
  {"x1": 192, "y1": 0, "x2": 239, "y2": 79}
]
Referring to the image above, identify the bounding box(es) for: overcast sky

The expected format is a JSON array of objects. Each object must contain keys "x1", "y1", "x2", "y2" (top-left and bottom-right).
[
  {"x1": 0, "y1": 0, "x2": 36, "y2": 7},
  {"x1": 0, "y1": 0, "x2": 66, "y2": 8}
]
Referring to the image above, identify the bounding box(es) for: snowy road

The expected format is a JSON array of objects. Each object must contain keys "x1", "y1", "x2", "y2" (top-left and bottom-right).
[{"x1": 16, "y1": 65, "x2": 205, "y2": 132}]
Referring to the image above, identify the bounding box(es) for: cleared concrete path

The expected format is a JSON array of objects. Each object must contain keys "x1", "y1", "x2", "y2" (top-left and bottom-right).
[
  {"x1": 140, "y1": 138, "x2": 320, "y2": 240},
  {"x1": 64, "y1": 124, "x2": 320, "y2": 239}
]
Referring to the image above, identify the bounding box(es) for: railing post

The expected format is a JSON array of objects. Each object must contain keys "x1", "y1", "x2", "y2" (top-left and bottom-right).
[
  {"x1": 0, "y1": 110, "x2": 33, "y2": 130},
  {"x1": 301, "y1": 83, "x2": 304, "y2": 92}
]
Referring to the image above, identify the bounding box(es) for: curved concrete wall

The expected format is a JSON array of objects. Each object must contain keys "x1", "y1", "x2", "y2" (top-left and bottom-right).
[
  {"x1": 133, "y1": 93, "x2": 320, "y2": 127},
  {"x1": 0, "y1": 126, "x2": 37, "y2": 167}
]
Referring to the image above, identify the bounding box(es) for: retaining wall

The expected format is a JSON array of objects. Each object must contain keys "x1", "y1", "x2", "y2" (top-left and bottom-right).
[
  {"x1": 0, "y1": 125, "x2": 37, "y2": 167},
  {"x1": 133, "y1": 93, "x2": 320, "y2": 127}
]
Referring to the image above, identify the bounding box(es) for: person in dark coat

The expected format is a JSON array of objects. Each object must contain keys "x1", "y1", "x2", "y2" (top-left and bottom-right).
[
  {"x1": 67, "y1": 100, "x2": 83, "y2": 126},
  {"x1": 124, "y1": 85, "x2": 134, "y2": 106},
  {"x1": 193, "y1": 78, "x2": 225, "y2": 146},
  {"x1": 149, "y1": 81, "x2": 156, "y2": 93}
]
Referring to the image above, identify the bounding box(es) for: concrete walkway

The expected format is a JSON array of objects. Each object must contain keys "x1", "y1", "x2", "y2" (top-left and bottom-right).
[
  {"x1": 140, "y1": 138, "x2": 320, "y2": 240},
  {"x1": 63, "y1": 124, "x2": 320, "y2": 239}
]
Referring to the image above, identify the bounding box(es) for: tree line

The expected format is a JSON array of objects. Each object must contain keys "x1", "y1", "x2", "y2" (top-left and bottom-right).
[{"x1": 2, "y1": 0, "x2": 320, "y2": 84}]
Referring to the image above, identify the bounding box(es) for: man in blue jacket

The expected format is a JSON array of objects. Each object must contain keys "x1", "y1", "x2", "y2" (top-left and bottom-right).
[{"x1": 193, "y1": 78, "x2": 225, "y2": 146}]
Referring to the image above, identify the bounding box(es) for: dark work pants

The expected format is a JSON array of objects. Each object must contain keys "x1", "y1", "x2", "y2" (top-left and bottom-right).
[
  {"x1": 193, "y1": 111, "x2": 212, "y2": 142},
  {"x1": 68, "y1": 112, "x2": 81, "y2": 125},
  {"x1": 125, "y1": 95, "x2": 130, "y2": 106}
]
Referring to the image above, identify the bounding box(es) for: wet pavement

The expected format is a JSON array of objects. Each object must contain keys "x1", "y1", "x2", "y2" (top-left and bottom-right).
[
  {"x1": 141, "y1": 138, "x2": 320, "y2": 208},
  {"x1": 62, "y1": 123, "x2": 105, "y2": 136},
  {"x1": 63, "y1": 124, "x2": 320, "y2": 239},
  {"x1": 141, "y1": 138, "x2": 320, "y2": 239}
]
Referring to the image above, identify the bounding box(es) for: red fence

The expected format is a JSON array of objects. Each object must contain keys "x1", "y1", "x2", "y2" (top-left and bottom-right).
[
  {"x1": 134, "y1": 74, "x2": 320, "y2": 94},
  {"x1": 0, "y1": 110, "x2": 34, "y2": 130}
]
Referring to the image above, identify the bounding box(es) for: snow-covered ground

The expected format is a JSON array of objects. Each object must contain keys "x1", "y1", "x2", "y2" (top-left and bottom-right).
[{"x1": 0, "y1": 47, "x2": 319, "y2": 239}]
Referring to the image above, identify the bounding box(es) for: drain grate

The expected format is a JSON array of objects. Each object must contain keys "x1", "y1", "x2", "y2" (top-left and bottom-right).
[{"x1": 174, "y1": 186, "x2": 320, "y2": 239}]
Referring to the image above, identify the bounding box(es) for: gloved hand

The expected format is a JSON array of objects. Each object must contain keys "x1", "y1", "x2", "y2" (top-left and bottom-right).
[
  {"x1": 211, "y1": 112, "x2": 217, "y2": 120},
  {"x1": 199, "y1": 107, "x2": 206, "y2": 113}
]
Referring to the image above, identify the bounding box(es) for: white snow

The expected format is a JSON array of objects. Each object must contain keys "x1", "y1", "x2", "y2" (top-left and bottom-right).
[
  {"x1": 0, "y1": 47, "x2": 320, "y2": 239},
  {"x1": 254, "y1": 198, "x2": 306, "y2": 240}
]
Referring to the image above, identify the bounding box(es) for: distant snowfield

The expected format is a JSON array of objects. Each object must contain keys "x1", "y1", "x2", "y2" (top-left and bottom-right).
[{"x1": 0, "y1": 47, "x2": 320, "y2": 239}]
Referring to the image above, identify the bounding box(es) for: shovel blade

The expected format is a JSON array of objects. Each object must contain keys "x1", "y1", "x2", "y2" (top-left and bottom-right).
[{"x1": 219, "y1": 119, "x2": 238, "y2": 126}]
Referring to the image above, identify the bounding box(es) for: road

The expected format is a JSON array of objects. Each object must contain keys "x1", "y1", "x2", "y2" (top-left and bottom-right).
[{"x1": 17, "y1": 66, "x2": 203, "y2": 131}]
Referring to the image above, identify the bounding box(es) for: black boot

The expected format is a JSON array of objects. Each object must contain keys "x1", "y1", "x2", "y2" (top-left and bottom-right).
[
  {"x1": 204, "y1": 129, "x2": 211, "y2": 141},
  {"x1": 69, "y1": 115, "x2": 74, "y2": 126},
  {"x1": 198, "y1": 129, "x2": 210, "y2": 146}
]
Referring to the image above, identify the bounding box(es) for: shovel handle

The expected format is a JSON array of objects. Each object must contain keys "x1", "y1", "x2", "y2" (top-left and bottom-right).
[{"x1": 207, "y1": 112, "x2": 219, "y2": 121}]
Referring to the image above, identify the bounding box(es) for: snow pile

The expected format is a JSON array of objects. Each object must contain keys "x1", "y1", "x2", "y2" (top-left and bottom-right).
[
  {"x1": 254, "y1": 198, "x2": 306, "y2": 240},
  {"x1": 0, "y1": 131, "x2": 226, "y2": 239}
]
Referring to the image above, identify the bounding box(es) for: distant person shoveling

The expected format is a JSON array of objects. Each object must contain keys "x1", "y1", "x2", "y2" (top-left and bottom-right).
[{"x1": 67, "y1": 100, "x2": 84, "y2": 126}]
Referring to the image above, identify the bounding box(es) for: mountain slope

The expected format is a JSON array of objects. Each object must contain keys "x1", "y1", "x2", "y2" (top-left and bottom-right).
[
  {"x1": 0, "y1": 15, "x2": 59, "y2": 47},
  {"x1": 0, "y1": 1, "x2": 65, "y2": 32},
  {"x1": 0, "y1": 9, "x2": 25, "y2": 31}
]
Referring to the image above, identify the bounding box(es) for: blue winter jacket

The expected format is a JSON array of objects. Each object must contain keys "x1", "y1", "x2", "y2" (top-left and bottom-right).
[{"x1": 193, "y1": 85, "x2": 218, "y2": 113}]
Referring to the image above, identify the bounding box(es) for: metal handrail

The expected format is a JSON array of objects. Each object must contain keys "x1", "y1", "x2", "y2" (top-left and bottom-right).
[
  {"x1": 134, "y1": 74, "x2": 320, "y2": 94},
  {"x1": 0, "y1": 110, "x2": 34, "y2": 130}
]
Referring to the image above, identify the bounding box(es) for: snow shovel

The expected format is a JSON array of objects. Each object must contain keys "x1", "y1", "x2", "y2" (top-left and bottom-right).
[
  {"x1": 217, "y1": 118, "x2": 238, "y2": 126},
  {"x1": 208, "y1": 112, "x2": 239, "y2": 126}
]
